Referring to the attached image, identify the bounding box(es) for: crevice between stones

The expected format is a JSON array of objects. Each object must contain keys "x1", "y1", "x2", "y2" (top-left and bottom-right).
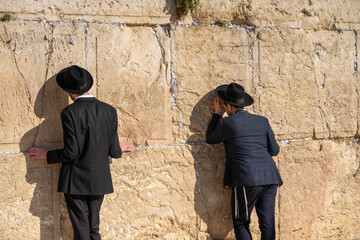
[
  {"x1": 168, "y1": 26, "x2": 189, "y2": 144},
  {"x1": 84, "y1": 22, "x2": 88, "y2": 69},
  {"x1": 354, "y1": 30, "x2": 359, "y2": 139},
  {"x1": 95, "y1": 36, "x2": 99, "y2": 98},
  {"x1": 243, "y1": 24, "x2": 256, "y2": 114}
]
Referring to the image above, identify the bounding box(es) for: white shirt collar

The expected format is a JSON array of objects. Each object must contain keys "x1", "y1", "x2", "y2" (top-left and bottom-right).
[{"x1": 75, "y1": 95, "x2": 95, "y2": 100}]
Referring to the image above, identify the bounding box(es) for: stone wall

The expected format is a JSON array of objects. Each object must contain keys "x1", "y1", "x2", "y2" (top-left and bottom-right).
[{"x1": 0, "y1": 0, "x2": 359, "y2": 239}]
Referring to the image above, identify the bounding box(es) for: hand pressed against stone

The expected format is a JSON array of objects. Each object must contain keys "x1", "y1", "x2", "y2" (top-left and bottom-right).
[
  {"x1": 214, "y1": 97, "x2": 224, "y2": 115},
  {"x1": 120, "y1": 143, "x2": 133, "y2": 152},
  {"x1": 26, "y1": 147, "x2": 48, "y2": 160}
]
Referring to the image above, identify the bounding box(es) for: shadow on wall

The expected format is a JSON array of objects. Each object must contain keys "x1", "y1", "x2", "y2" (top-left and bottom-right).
[
  {"x1": 164, "y1": 0, "x2": 180, "y2": 22},
  {"x1": 189, "y1": 91, "x2": 234, "y2": 239},
  {"x1": 20, "y1": 75, "x2": 69, "y2": 240}
]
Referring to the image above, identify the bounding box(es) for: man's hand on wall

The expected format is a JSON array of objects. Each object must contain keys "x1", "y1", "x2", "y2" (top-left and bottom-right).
[
  {"x1": 214, "y1": 97, "x2": 224, "y2": 116},
  {"x1": 120, "y1": 143, "x2": 133, "y2": 152},
  {"x1": 26, "y1": 147, "x2": 48, "y2": 160}
]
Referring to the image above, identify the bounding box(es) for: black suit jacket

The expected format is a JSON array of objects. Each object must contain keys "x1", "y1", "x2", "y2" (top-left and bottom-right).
[
  {"x1": 206, "y1": 110, "x2": 282, "y2": 187},
  {"x1": 47, "y1": 97, "x2": 122, "y2": 195}
]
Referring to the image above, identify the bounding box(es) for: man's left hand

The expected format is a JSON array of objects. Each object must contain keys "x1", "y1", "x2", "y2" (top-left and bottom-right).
[{"x1": 26, "y1": 147, "x2": 48, "y2": 160}]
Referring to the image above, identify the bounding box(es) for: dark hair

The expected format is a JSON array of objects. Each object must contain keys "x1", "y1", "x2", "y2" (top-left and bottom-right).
[{"x1": 225, "y1": 103, "x2": 244, "y2": 109}]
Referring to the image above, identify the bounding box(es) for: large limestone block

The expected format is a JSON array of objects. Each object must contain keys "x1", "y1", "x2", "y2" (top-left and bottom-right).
[
  {"x1": 0, "y1": 21, "x2": 88, "y2": 150},
  {"x1": 87, "y1": 24, "x2": 171, "y2": 146},
  {"x1": 0, "y1": 153, "x2": 60, "y2": 239},
  {"x1": 0, "y1": 21, "x2": 49, "y2": 146},
  {"x1": 277, "y1": 140, "x2": 360, "y2": 239},
  {"x1": 194, "y1": 0, "x2": 360, "y2": 30},
  {"x1": 58, "y1": 145, "x2": 235, "y2": 239},
  {"x1": 253, "y1": 29, "x2": 356, "y2": 139},
  {"x1": 172, "y1": 26, "x2": 252, "y2": 144},
  {"x1": 0, "y1": 1, "x2": 177, "y2": 24}
]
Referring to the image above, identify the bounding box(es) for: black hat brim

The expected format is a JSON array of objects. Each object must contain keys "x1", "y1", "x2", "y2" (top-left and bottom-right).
[
  {"x1": 215, "y1": 84, "x2": 254, "y2": 107},
  {"x1": 56, "y1": 67, "x2": 93, "y2": 94}
]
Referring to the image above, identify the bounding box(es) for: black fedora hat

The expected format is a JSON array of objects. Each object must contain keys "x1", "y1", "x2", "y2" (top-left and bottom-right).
[
  {"x1": 215, "y1": 83, "x2": 254, "y2": 107},
  {"x1": 56, "y1": 65, "x2": 93, "y2": 94}
]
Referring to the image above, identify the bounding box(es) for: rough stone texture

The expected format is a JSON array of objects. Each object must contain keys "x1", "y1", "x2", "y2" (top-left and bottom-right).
[
  {"x1": 172, "y1": 26, "x2": 252, "y2": 144},
  {"x1": 253, "y1": 29, "x2": 357, "y2": 140},
  {"x1": 87, "y1": 24, "x2": 172, "y2": 145},
  {"x1": 277, "y1": 140, "x2": 360, "y2": 239},
  {"x1": 0, "y1": 153, "x2": 60, "y2": 240},
  {"x1": 357, "y1": 30, "x2": 360, "y2": 138},
  {"x1": 58, "y1": 145, "x2": 234, "y2": 239},
  {"x1": 194, "y1": 0, "x2": 360, "y2": 30},
  {"x1": 0, "y1": 21, "x2": 87, "y2": 151},
  {"x1": 1, "y1": 1, "x2": 360, "y2": 240},
  {"x1": 0, "y1": 0, "x2": 177, "y2": 24}
]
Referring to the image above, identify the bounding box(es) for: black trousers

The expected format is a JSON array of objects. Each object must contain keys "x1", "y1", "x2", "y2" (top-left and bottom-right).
[
  {"x1": 231, "y1": 184, "x2": 278, "y2": 240},
  {"x1": 64, "y1": 194, "x2": 104, "y2": 240}
]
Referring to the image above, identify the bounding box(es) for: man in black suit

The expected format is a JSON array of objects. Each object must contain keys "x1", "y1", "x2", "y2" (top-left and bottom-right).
[
  {"x1": 27, "y1": 65, "x2": 131, "y2": 240},
  {"x1": 206, "y1": 83, "x2": 282, "y2": 240}
]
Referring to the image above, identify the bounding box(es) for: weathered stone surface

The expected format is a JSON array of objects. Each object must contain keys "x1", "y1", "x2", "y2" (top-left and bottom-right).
[
  {"x1": 172, "y1": 26, "x2": 252, "y2": 144},
  {"x1": 0, "y1": 21, "x2": 88, "y2": 150},
  {"x1": 57, "y1": 145, "x2": 235, "y2": 239},
  {"x1": 0, "y1": 1, "x2": 177, "y2": 24},
  {"x1": 253, "y1": 29, "x2": 357, "y2": 139},
  {"x1": 357, "y1": 30, "x2": 360, "y2": 138},
  {"x1": 277, "y1": 140, "x2": 360, "y2": 239},
  {"x1": 87, "y1": 24, "x2": 172, "y2": 146},
  {"x1": 194, "y1": 0, "x2": 360, "y2": 30},
  {"x1": 1, "y1": 1, "x2": 360, "y2": 239},
  {"x1": 0, "y1": 21, "x2": 49, "y2": 146},
  {"x1": 0, "y1": 153, "x2": 59, "y2": 239}
]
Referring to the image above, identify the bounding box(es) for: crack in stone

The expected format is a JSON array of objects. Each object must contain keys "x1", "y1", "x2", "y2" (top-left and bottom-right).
[
  {"x1": 152, "y1": 27, "x2": 165, "y2": 60},
  {"x1": 321, "y1": 73, "x2": 326, "y2": 89},
  {"x1": 318, "y1": 105, "x2": 331, "y2": 139},
  {"x1": 152, "y1": 26, "x2": 167, "y2": 88},
  {"x1": 2, "y1": 25, "x2": 32, "y2": 119}
]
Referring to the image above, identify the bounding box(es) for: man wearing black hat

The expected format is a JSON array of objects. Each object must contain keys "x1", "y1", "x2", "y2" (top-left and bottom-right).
[
  {"x1": 206, "y1": 83, "x2": 282, "y2": 240},
  {"x1": 27, "y1": 65, "x2": 132, "y2": 240}
]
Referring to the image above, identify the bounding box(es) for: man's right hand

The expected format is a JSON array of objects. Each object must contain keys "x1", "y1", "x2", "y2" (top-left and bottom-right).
[{"x1": 214, "y1": 97, "x2": 224, "y2": 116}]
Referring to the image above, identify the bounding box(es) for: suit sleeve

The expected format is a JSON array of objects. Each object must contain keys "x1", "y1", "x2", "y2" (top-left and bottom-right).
[
  {"x1": 206, "y1": 113, "x2": 224, "y2": 144},
  {"x1": 47, "y1": 109, "x2": 80, "y2": 164},
  {"x1": 266, "y1": 119, "x2": 279, "y2": 156},
  {"x1": 109, "y1": 108, "x2": 122, "y2": 158}
]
